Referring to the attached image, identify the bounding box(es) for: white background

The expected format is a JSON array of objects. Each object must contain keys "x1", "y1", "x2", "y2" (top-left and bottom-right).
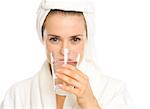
[{"x1": 0, "y1": 0, "x2": 150, "y2": 109}]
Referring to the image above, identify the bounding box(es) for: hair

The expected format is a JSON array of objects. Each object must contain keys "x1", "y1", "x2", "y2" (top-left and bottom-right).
[{"x1": 41, "y1": 9, "x2": 87, "y2": 38}]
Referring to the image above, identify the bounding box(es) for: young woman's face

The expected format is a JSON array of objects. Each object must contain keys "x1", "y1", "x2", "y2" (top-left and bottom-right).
[{"x1": 43, "y1": 13, "x2": 87, "y2": 63}]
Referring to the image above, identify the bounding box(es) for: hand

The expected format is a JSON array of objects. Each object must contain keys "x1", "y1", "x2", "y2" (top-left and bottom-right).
[{"x1": 56, "y1": 64, "x2": 101, "y2": 109}]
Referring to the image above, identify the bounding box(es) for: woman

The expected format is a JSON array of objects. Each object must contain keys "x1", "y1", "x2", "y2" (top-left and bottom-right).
[{"x1": 1, "y1": 0, "x2": 133, "y2": 109}]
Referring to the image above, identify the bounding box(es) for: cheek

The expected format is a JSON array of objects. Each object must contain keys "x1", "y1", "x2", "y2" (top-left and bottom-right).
[
  {"x1": 72, "y1": 42, "x2": 84, "y2": 51},
  {"x1": 46, "y1": 40, "x2": 60, "y2": 53},
  {"x1": 79, "y1": 43, "x2": 85, "y2": 59},
  {"x1": 71, "y1": 42, "x2": 85, "y2": 59},
  {"x1": 45, "y1": 42, "x2": 61, "y2": 62},
  {"x1": 78, "y1": 43, "x2": 85, "y2": 54},
  {"x1": 78, "y1": 40, "x2": 87, "y2": 61}
]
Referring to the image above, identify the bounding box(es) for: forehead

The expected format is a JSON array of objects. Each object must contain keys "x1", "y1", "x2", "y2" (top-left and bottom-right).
[
  {"x1": 44, "y1": 10, "x2": 86, "y2": 26},
  {"x1": 44, "y1": 12, "x2": 86, "y2": 38}
]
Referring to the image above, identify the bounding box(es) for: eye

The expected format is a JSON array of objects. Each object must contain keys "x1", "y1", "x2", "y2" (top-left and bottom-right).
[
  {"x1": 49, "y1": 36, "x2": 60, "y2": 44},
  {"x1": 71, "y1": 36, "x2": 81, "y2": 44}
]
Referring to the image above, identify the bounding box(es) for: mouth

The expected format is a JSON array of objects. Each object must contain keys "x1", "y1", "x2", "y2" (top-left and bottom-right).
[
  {"x1": 57, "y1": 59, "x2": 75, "y2": 62},
  {"x1": 52, "y1": 59, "x2": 78, "y2": 66}
]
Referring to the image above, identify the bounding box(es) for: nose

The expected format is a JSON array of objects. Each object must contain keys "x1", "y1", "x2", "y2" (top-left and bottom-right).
[{"x1": 60, "y1": 41, "x2": 69, "y2": 56}]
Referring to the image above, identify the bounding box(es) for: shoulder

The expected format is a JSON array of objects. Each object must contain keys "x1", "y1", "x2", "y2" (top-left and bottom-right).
[
  {"x1": 97, "y1": 74, "x2": 133, "y2": 108},
  {"x1": 100, "y1": 74, "x2": 125, "y2": 90},
  {"x1": 84, "y1": 61, "x2": 127, "y2": 99},
  {"x1": 0, "y1": 78, "x2": 32, "y2": 108},
  {"x1": 97, "y1": 73, "x2": 126, "y2": 95},
  {"x1": 5, "y1": 71, "x2": 41, "y2": 96},
  {"x1": 1, "y1": 73, "x2": 39, "y2": 105},
  {"x1": 89, "y1": 65, "x2": 125, "y2": 96},
  {"x1": 2, "y1": 61, "x2": 49, "y2": 101},
  {"x1": 3, "y1": 78, "x2": 33, "y2": 100}
]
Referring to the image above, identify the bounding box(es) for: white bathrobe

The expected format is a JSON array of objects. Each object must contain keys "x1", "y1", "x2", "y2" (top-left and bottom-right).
[
  {"x1": 0, "y1": 60, "x2": 133, "y2": 109},
  {"x1": 1, "y1": 0, "x2": 133, "y2": 108}
]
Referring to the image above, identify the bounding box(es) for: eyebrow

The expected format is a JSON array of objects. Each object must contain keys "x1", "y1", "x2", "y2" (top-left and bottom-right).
[{"x1": 47, "y1": 34, "x2": 84, "y2": 38}]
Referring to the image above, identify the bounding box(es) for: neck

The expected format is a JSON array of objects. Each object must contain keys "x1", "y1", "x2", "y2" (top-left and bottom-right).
[{"x1": 56, "y1": 94, "x2": 66, "y2": 109}]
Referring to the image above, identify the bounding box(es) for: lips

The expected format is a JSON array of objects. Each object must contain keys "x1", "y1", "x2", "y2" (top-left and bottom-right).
[
  {"x1": 58, "y1": 59, "x2": 75, "y2": 61},
  {"x1": 53, "y1": 59, "x2": 77, "y2": 66}
]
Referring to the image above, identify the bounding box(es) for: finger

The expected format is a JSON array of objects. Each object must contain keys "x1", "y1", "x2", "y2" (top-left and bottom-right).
[
  {"x1": 62, "y1": 64, "x2": 88, "y2": 79},
  {"x1": 56, "y1": 68, "x2": 82, "y2": 82},
  {"x1": 62, "y1": 64, "x2": 77, "y2": 71},
  {"x1": 56, "y1": 67, "x2": 85, "y2": 81},
  {"x1": 56, "y1": 73, "x2": 81, "y2": 88},
  {"x1": 58, "y1": 84, "x2": 80, "y2": 96}
]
